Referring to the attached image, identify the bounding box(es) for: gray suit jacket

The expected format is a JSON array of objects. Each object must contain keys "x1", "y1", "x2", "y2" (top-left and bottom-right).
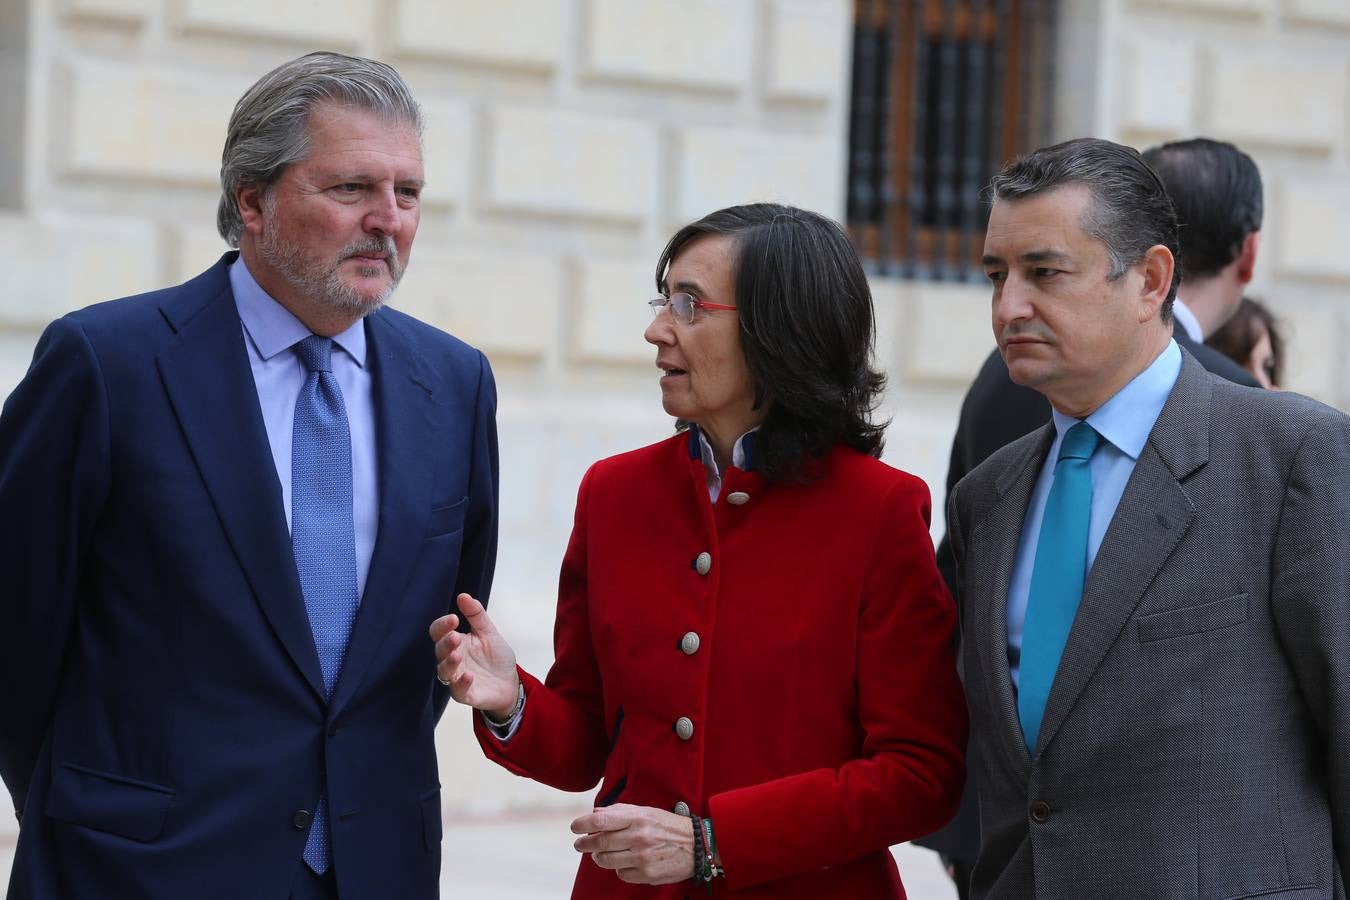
[{"x1": 949, "y1": 351, "x2": 1350, "y2": 900}]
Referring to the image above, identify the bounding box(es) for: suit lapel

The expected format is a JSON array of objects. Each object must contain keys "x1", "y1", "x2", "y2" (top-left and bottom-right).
[
  {"x1": 1035, "y1": 353, "x2": 1212, "y2": 754},
  {"x1": 967, "y1": 425, "x2": 1055, "y2": 777},
  {"x1": 329, "y1": 310, "x2": 441, "y2": 716},
  {"x1": 156, "y1": 257, "x2": 326, "y2": 701}
]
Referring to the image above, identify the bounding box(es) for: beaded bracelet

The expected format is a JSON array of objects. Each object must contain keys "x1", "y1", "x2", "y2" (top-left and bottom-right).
[
  {"x1": 688, "y1": 810, "x2": 726, "y2": 891},
  {"x1": 689, "y1": 813, "x2": 708, "y2": 884}
]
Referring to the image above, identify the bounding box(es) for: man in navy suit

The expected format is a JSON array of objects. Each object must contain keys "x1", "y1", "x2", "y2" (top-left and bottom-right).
[{"x1": 0, "y1": 52, "x2": 498, "y2": 900}]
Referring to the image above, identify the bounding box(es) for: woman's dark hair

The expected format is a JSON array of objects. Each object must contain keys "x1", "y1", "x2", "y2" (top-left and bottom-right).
[
  {"x1": 655, "y1": 202, "x2": 887, "y2": 482},
  {"x1": 1206, "y1": 296, "x2": 1284, "y2": 387}
]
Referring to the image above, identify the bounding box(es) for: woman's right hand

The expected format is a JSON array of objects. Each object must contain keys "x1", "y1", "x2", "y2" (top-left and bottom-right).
[{"x1": 429, "y1": 593, "x2": 521, "y2": 719}]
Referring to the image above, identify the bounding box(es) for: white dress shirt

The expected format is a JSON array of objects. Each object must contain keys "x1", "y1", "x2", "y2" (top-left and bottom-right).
[{"x1": 1172, "y1": 299, "x2": 1205, "y2": 343}]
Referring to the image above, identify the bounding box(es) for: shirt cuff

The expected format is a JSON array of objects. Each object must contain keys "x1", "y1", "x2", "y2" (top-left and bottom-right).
[{"x1": 481, "y1": 690, "x2": 526, "y2": 742}]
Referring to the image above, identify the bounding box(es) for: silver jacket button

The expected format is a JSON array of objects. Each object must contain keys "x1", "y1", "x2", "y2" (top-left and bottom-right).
[
  {"x1": 680, "y1": 631, "x2": 701, "y2": 655},
  {"x1": 694, "y1": 552, "x2": 712, "y2": 576},
  {"x1": 675, "y1": 716, "x2": 695, "y2": 740},
  {"x1": 673, "y1": 801, "x2": 691, "y2": 817},
  {"x1": 726, "y1": 491, "x2": 750, "y2": 505}
]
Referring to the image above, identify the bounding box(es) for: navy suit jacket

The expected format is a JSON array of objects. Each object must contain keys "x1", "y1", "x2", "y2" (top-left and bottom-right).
[{"x1": 0, "y1": 253, "x2": 499, "y2": 899}]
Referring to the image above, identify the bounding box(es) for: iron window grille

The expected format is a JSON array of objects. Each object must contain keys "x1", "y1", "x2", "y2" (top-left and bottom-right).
[{"x1": 847, "y1": 0, "x2": 1057, "y2": 281}]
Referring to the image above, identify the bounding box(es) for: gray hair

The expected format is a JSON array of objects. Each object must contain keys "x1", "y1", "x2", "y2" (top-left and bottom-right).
[
  {"x1": 217, "y1": 51, "x2": 424, "y2": 246},
  {"x1": 989, "y1": 137, "x2": 1181, "y2": 318}
]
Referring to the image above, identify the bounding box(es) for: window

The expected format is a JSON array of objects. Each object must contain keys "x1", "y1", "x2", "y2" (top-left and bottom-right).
[{"x1": 847, "y1": 0, "x2": 1057, "y2": 280}]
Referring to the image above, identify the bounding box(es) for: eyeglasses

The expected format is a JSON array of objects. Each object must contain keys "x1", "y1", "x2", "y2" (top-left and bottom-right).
[{"x1": 648, "y1": 292, "x2": 737, "y2": 325}]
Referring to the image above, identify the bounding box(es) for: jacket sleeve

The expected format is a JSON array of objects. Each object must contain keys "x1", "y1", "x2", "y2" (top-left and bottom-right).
[
  {"x1": 0, "y1": 317, "x2": 111, "y2": 815},
  {"x1": 1270, "y1": 409, "x2": 1350, "y2": 874},
  {"x1": 473, "y1": 465, "x2": 611, "y2": 791},
  {"x1": 454, "y1": 350, "x2": 499, "y2": 611},
  {"x1": 434, "y1": 351, "x2": 500, "y2": 719},
  {"x1": 709, "y1": 477, "x2": 969, "y2": 889}
]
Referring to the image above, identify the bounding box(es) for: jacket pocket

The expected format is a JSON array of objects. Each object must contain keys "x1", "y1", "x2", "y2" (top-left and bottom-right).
[
  {"x1": 425, "y1": 496, "x2": 469, "y2": 538},
  {"x1": 420, "y1": 787, "x2": 442, "y2": 852},
  {"x1": 1226, "y1": 886, "x2": 1320, "y2": 899},
  {"x1": 1137, "y1": 593, "x2": 1248, "y2": 643},
  {"x1": 45, "y1": 762, "x2": 175, "y2": 842}
]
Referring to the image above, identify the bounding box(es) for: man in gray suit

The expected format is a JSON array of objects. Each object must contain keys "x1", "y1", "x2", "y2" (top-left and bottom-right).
[{"x1": 951, "y1": 136, "x2": 1350, "y2": 899}]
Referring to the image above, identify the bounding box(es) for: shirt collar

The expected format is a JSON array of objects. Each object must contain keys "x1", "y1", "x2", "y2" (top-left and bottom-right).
[
  {"x1": 1050, "y1": 339, "x2": 1182, "y2": 461},
  {"x1": 1171, "y1": 299, "x2": 1204, "y2": 343},
  {"x1": 229, "y1": 256, "x2": 367, "y2": 367},
  {"x1": 686, "y1": 425, "x2": 758, "y2": 474}
]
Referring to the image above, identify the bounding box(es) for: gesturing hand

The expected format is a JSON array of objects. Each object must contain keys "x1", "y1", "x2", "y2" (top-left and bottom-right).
[
  {"x1": 571, "y1": 803, "x2": 696, "y2": 885},
  {"x1": 428, "y1": 593, "x2": 520, "y2": 719}
]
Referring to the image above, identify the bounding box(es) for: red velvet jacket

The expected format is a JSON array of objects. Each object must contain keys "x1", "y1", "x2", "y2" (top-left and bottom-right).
[{"x1": 476, "y1": 432, "x2": 966, "y2": 897}]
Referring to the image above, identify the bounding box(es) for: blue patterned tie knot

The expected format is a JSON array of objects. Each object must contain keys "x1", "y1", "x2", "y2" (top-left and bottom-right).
[
  {"x1": 294, "y1": 334, "x2": 333, "y2": 374},
  {"x1": 1018, "y1": 421, "x2": 1101, "y2": 755},
  {"x1": 290, "y1": 333, "x2": 357, "y2": 875}
]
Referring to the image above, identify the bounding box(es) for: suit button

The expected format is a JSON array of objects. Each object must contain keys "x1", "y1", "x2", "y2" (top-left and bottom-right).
[
  {"x1": 1030, "y1": 801, "x2": 1052, "y2": 823},
  {"x1": 674, "y1": 716, "x2": 695, "y2": 740},
  {"x1": 680, "y1": 632, "x2": 701, "y2": 655},
  {"x1": 673, "y1": 801, "x2": 691, "y2": 817},
  {"x1": 726, "y1": 491, "x2": 750, "y2": 506},
  {"x1": 694, "y1": 552, "x2": 712, "y2": 576},
  {"x1": 293, "y1": 809, "x2": 313, "y2": 830}
]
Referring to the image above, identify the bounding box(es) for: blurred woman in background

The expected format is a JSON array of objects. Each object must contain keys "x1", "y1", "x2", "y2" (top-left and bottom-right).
[{"x1": 1207, "y1": 296, "x2": 1285, "y2": 389}]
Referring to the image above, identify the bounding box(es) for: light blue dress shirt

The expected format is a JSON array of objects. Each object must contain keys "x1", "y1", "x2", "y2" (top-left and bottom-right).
[
  {"x1": 1006, "y1": 339, "x2": 1182, "y2": 686},
  {"x1": 229, "y1": 258, "x2": 380, "y2": 602}
]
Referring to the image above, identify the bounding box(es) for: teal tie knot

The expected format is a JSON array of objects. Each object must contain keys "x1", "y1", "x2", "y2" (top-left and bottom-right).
[{"x1": 1058, "y1": 422, "x2": 1101, "y2": 462}]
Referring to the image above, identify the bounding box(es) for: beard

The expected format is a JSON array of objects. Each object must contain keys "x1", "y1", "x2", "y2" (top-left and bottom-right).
[{"x1": 257, "y1": 204, "x2": 406, "y2": 320}]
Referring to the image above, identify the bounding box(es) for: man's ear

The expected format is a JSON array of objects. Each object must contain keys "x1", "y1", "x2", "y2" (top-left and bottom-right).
[
  {"x1": 236, "y1": 183, "x2": 267, "y2": 238},
  {"x1": 1137, "y1": 243, "x2": 1175, "y2": 324},
  {"x1": 1236, "y1": 230, "x2": 1260, "y2": 284}
]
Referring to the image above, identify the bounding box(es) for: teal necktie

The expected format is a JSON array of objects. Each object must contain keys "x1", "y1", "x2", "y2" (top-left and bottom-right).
[{"x1": 1018, "y1": 422, "x2": 1101, "y2": 754}]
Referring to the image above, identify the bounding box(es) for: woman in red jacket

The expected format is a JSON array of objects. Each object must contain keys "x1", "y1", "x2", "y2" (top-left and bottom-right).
[{"x1": 430, "y1": 203, "x2": 967, "y2": 897}]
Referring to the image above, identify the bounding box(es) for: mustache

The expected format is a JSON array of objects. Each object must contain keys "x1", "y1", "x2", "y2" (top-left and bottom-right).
[
  {"x1": 999, "y1": 324, "x2": 1054, "y2": 343},
  {"x1": 342, "y1": 237, "x2": 403, "y2": 280}
]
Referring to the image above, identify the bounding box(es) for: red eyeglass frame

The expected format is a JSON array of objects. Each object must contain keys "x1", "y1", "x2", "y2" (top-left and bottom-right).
[{"x1": 649, "y1": 292, "x2": 737, "y2": 320}]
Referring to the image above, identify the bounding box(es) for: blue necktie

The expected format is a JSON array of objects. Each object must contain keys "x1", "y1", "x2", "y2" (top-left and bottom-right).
[
  {"x1": 291, "y1": 335, "x2": 359, "y2": 874},
  {"x1": 1018, "y1": 422, "x2": 1101, "y2": 755}
]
